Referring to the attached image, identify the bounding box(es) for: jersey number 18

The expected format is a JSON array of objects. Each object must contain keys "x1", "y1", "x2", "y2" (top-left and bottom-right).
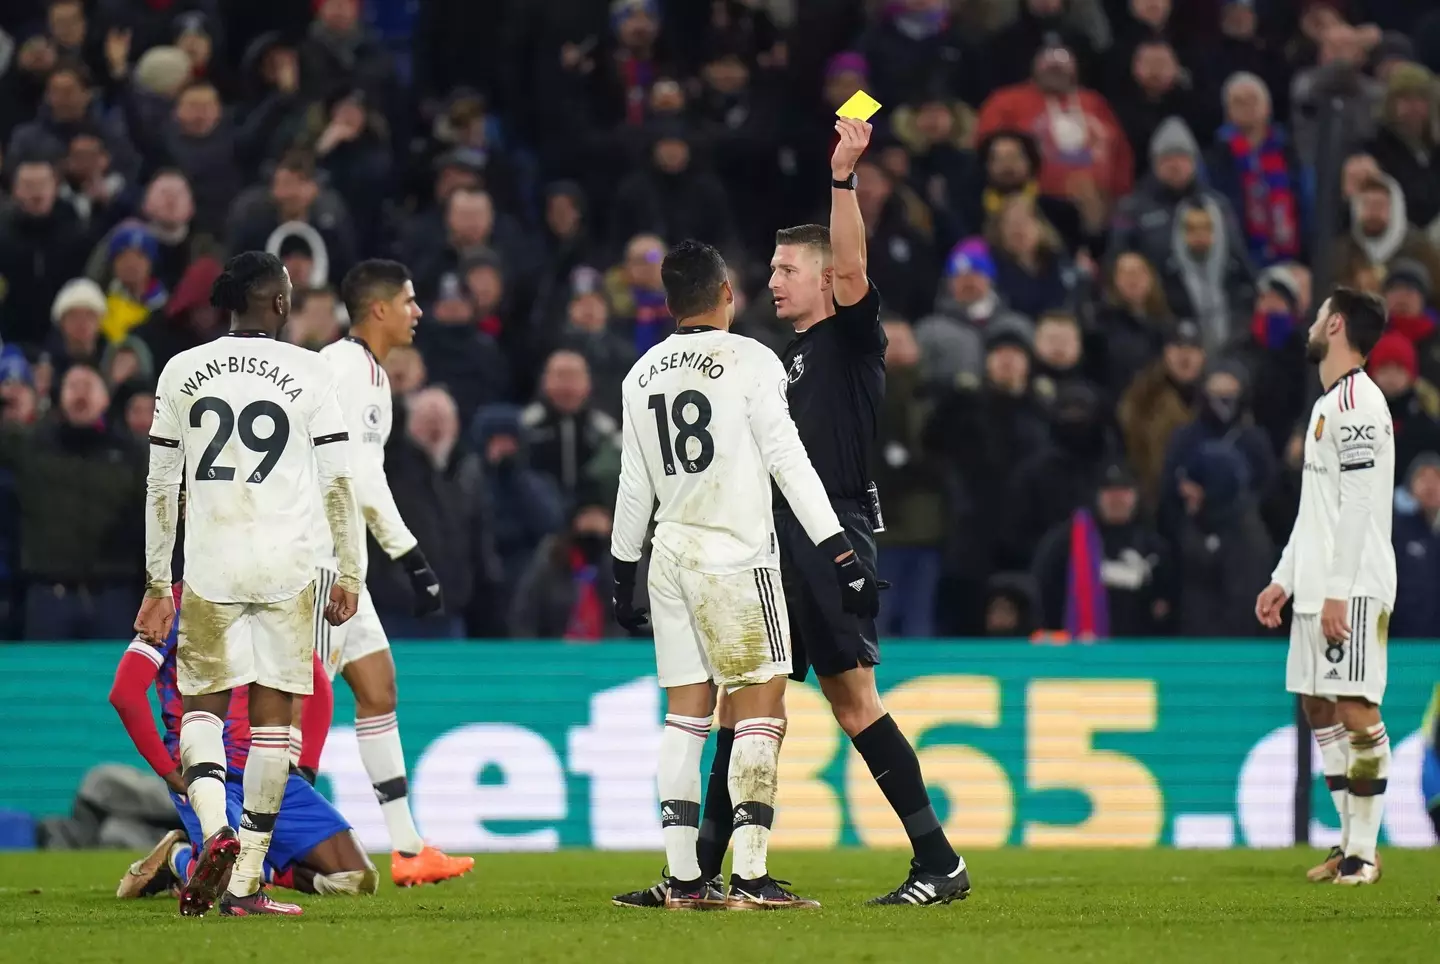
[
  {"x1": 191, "y1": 397, "x2": 291, "y2": 483},
  {"x1": 648, "y1": 391, "x2": 714, "y2": 475}
]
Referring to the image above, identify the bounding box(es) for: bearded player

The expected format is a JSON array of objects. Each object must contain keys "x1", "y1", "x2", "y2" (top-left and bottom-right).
[
  {"x1": 305, "y1": 259, "x2": 472, "y2": 887},
  {"x1": 1256, "y1": 287, "x2": 1395, "y2": 886}
]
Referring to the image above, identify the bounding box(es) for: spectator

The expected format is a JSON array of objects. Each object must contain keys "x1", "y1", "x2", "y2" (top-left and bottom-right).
[
  {"x1": 1174, "y1": 440, "x2": 1275, "y2": 637},
  {"x1": 1332, "y1": 174, "x2": 1440, "y2": 294},
  {"x1": 294, "y1": 87, "x2": 392, "y2": 254},
  {"x1": 1368, "y1": 331, "x2": 1440, "y2": 482},
  {"x1": 42, "y1": 278, "x2": 107, "y2": 392},
  {"x1": 110, "y1": 376, "x2": 154, "y2": 441},
  {"x1": 989, "y1": 0, "x2": 1102, "y2": 91},
  {"x1": 412, "y1": 271, "x2": 510, "y2": 427},
  {"x1": 510, "y1": 498, "x2": 625, "y2": 640},
  {"x1": 0, "y1": 159, "x2": 91, "y2": 347},
  {"x1": 521, "y1": 349, "x2": 622, "y2": 501},
  {"x1": 101, "y1": 221, "x2": 167, "y2": 342},
  {"x1": 1162, "y1": 197, "x2": 1256, "y2": 354},
  {"x1": 235, "y1": 31, "x2": 308, "y2": 161},
  {"x1": 0, "y1": 363, "x2": 145, "y2": 640},
  {"x1": 0, "y1": 36, "x2": 59, "y2": 148},
  {"x1": 874, "y1": 319, "x2": 944, "y2": 639},
  {"x1": 531, "y1": 182, "x2": 602, "y2": 339},
  {"x1": 85, "y1": 170, "x2": 220, "y2": 292},
  {"x1": 1367, "y1": 63, "x2": 1440, "y2": 230},
  {"x1": 472, "y1": 403, "x2": 566, "y2": 607},
  {"x1": 130, "y1": 255, "x2": 222, "y2": 370},
  {"x1": 402, "y1": 186, "x2": 535, "y2": 305},
  {"x1": 1087, "y1": 251, "x2": 1170, "y2": 401},
  {"x1": 57, "y1": 127, "x2": 132, "y2": 237},
  {"x1": 383, "y1": 344, "x2": 427, "y2": 395},
  {"x1": 1291, "y1": 21, "x2": 1384, "y2": 167},
  {"x1": 608, "y1": 124, "x2": 737, "y2": 253},
  {"x1": 558, "y1": 285, "x2": 634, "y2": 422},
  {"x1": 1158, "y1": 358, "x2": 1278, "y2": 538},
  {"x1": 1201, "y1": 0, "x2": 1293, "y2": 121},
  {"x1": 6, "y1": 60, "x2": 137, "y2": 181},
  {"x1": 889, "y1": 90, "x2": 977, "y2": 250},
  {"x1": 1007, "y1": 380, "x2": 1119, "y2": 566},
  {"x1": 850, "y1": 157, "x2": 938, "y2": 321},
  {"x1": 1033, "y1": 460, "x2": 1173, "y2": 638},
  {"x1": 100, "y1": 334, "x2": 153, "y2": 389},
  {"x1": 95, "y1": 0, "x2": 223, "y2": 57},
  {"x1": 1119, "y1": 319, "x2": 1205, "y2": 508},
  {"x1": 988, "y1": 194, "x2": 1078, "y2": 318},
  {"x1": 1114, "y1": 39, "x2": 1214, "y2": 183},
  {"x1": 368, "y1": 387, "x2": 494, "y2": 640},
  {"x1": 915, "y1": 239, "x2": 1015, "y2": 387},
  {"x1": 1111, "y1": 117, "x2": 1250, "y2": 297},
  {"x1": 983, "y1": 573, "x2": 1041, "y2": 638},
  {"x1": 1207, "y1": 72, "x2": 1310, "y2": 268},
  {"x1": 1236, "y1": 264, "x2": 1311, "y2": 454},
  {"x1": 968, "y1": 129, "x2": 1089, "y2": 254},
  {"x1": 46, "y1": 1, "x2": 99, "y2": 80},
  {"x1": 564, "y1": 0, "x2": 674, "y2": 133},
  {"x1": 282, "y1": 285, "x2": 343, "y2": 352},
  {"x1": 1391, "y1": 453, "x2": 1440, "y2": 638},
  {"x1": 227, "y1": 150, "x2": 358, "y2": 286},
  {"x1": 975, "y1": 41, "x2": 1133, "y2": 226},
  {"x1": 1382, "y1": 258, "x2": 1440, "y2": 385},
  {"x1": 604, "y1": 233, "x2": 674, "y2": 355},
  {"x1": 298, "y1": 0, "x2": 398, "y2": 110}
]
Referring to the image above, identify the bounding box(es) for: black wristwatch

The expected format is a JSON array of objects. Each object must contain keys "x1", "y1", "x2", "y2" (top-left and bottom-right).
[{"x1": 832, "y1": 172, "x2": 857, "y2": 190}]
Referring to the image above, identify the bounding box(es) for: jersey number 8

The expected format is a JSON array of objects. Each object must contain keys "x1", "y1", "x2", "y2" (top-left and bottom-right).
[
  {"x1": 191, "y1": 397, "x2": 291, "y2": 483},
  {"x1": 647, "y1": 390, "x2": 714, "y2": 475}
]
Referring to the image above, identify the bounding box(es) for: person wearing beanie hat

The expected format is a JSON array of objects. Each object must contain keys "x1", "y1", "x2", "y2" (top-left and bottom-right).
[
  {"x1": 915, "y1": 238, "x2": 1015, "y2": 389},
  {"x1": 44, "y1": 277, "x2": 106, "y2": 394},
  {"x1": 1369, "y1": 331, "x2": 1440, "y2": 480},
  {"x1": 1380, "y1": 257, "x2": 1440, "y2": 386},
  {"x1": 103, "y1": 222, "x2": 168, "y2": 343},
  {"x1": 1368, "y1": 62, "x2": 1440, "y2": 228}
]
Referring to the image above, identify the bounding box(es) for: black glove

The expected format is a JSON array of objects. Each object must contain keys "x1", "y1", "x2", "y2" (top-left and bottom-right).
[
  {"x1": 821, "y1": 534, "x2": 879, "y2": 618},
  {"x1": 399, "y1": 547, "x2": 443, "y2": 616},
  {"x1": 612, "y1": 558, "x2": 650, "y2": 633}
]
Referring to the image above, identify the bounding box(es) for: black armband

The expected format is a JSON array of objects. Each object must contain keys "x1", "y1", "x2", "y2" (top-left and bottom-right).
[
  {"x1": 398, "y1": 547, "x2": 430, "y2": 575},
  {"x1": 818, "y1": 533, "x2": 855, "y2": 560}
]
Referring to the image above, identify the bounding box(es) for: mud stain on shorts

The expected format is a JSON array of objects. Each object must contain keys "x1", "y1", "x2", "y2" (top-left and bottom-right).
[
  {"x1": 692, "y1": 573, "x2": 770, "y2": 684},
  {"x1": 260, "y1": 581, "x2": 317, "y2": 696},
  {"x1": 178, "y1": 583, "x2": 240, "y2": 694}
]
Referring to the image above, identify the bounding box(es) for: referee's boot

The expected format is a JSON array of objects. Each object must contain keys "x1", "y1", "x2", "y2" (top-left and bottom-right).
[{"x1": 868, "y1": 856, "x2": 971, "y2": 906}]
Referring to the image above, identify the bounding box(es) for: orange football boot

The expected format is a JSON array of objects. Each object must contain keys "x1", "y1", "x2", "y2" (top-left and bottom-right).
[{"x1": 390, "y1": 846, "x2": 474, "y2": 887}]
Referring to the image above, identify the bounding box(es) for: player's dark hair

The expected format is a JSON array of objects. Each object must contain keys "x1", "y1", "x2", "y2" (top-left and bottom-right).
[
  {"x1": 211, "y1": 251, "x2": 287, "y2": 316},
  {"x1": 340, "y1": 259, "x2": 411, "y2": 324},
  {"x1": 1328, "y1": 286, "x2": 1388, "y2": 357},
  {"x1": 660, "y1": 240, "x2": 727, "y2": 321},
  {"x1": 775, "y1": 223, "x2": 832, "y2": 254}
]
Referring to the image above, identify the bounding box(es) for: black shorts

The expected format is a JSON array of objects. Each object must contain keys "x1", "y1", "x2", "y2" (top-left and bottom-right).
[{"x1": 776, "y1": 504, "x2": 880, "y2": 681}]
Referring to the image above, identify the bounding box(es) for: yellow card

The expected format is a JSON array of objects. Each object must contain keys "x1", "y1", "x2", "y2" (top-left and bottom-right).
[{"x1": 836, "y1": 90, "x2": 882, "y2": 122}]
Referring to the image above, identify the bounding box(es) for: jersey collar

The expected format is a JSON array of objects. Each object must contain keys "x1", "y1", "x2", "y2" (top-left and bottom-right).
[
  {"x1": 225, "y1": 329, "x2": 274, "y2": 338},
  {"x1": 345, "y1": 334, "x2": 379, "y2": 361},
  {"x1": 672, "y1": 325, "x2": 720, "y2": 336},
  {"x1": 1322, "y1": 366, "x2": 1364, "y2": 395}
]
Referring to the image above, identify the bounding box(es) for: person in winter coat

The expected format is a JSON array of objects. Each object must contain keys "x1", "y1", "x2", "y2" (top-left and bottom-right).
[
  {"x1": 1113, "y1": 38, "x2": 1216, "y2": 183},
  {"x1": 1161, "y1": 196, "x2": 1256, "y2": 355},
  {"x1": 1234, "y1": 264, "x2": 1312, "y2": 455},
  {"x1": 1030, "y1": 309, "x2": 1096, "y2": 402},
  {"x1": 1158, "y1": 358, "x2": 1277, "y2": 540},
  {"x1": 5, "y1": 60, "x2": 138, "y2": 182},
  {"x1": 1205, "y1": 72, "x2": 1311, "y2": 268},
  {"x1": 1118, "y1": 319, "x2": 1206, "y2": 509},
  {"x1": 1086, "y1": 251, "x2": 1171, "y2": 402},
  {"x1": 412, "y1": 272, "x2": 511, "y2": 427},
  {"x1": 1174, "y1": 441, "x2": 1275, "y2": 637},
  {"x1": 129, "y1": 255, "x2": 222, "y2": 371},
  {"x1": 1290, "y1": 21, "x2": 1384, "y2": 167},
  {"x1": 858, "y1": 0, "x2": 989, "y2": 109},
  {"x1": 965, "y1": 129, "x2": 1090, "y2": 253},
  {"x1": 1032, "y1": 460, "x2": 1173, "y2": 638},
  {"x1": 1365, "y1": 63, "x2": 1440, "y2": 232},
  {"x1": 226, "y1": 150, "x2": 358, "y2": 284},
  {"x1": 297, "y1": 0, "x2": 400, "y2": 112},
  {"x1": 84, "y1": 170, "x2": 221, "y2": 293},
  {"x1": 0, "y1": 159, "x2": 93, "y2": 348},
  {"x1": 530, "y1": 182, "x2": 604, "y2": 345},
  {"x1": 1391, "y1": 453, "x2": 1440, "y2": 639},
  {"x1": 1330, "y1": 174, "x2": 1440, "y2": 294},
  {"x1": 607, "y1": 124, "x2": 738, "y2": 254},
  {"x1": 1381, "y1": 258, "x2": 1440, "y2": 387},
  {"x1": 520, "y1": 349, "x2": 622, "y2": 501},
  {"x1": 292, "y1": 88, "x2": 393, "y2": 256},
  {"x1": 915, "y1": 238, "x2": 1017, "y2": 387},
  {"x1": 471, "y1": 404, "x2": 566, "y2": 606},
  {"x1": 1368, "y1": 332, "x2": 1440, "y2": 483},
  {"x1": 988, "y1": 194, "x2": 1078, "y2": 319},
  {"x1": 40, "y1": 278, "x2": 107, "y2": 397},
  {"x1": 556, "y1": 285, "x2": 635, "y2": 423},
  {"x1": 100, "y1": 221, "x2": 167, "y2": 342},
  {"x1": 509, "y1": 498, "x2": 627, "y2": 640},
  {"x1": 987, "y1": 0, "x2": 1103, "y2": 91}
]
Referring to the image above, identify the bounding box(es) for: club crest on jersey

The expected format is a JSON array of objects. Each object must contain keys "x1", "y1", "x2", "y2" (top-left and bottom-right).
[
  {"x1": 788, "y1": 352, "x2": 805, "y2": 384},
  {"x1": 1314, "y1": 415, "x2": 1325, "y2": 440}
]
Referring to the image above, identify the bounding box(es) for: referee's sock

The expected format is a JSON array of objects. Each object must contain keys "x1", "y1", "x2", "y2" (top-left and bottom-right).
[
  {"x1": 697, "y1": 727, "x2": 736, "y2": 881},
  {"x1": 852, "y1": 714, "x2": 959, "y2": 875}
]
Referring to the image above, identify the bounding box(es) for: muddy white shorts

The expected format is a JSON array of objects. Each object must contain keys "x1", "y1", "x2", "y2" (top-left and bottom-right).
[
  {"x1": 177, "y1": 580, "x2": 317, "y2": 697},
  {"x1": 1286, "y1": 597, "x2": 1390, "y2": 705}
]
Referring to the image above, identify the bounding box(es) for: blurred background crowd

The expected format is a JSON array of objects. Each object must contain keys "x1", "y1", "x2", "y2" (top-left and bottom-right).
[{"x1": 0, "y1": 0, "x2": 1438, "y2": 643}]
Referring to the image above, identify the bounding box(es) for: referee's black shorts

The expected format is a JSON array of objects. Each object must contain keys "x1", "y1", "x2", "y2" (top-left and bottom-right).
[{"x1": 776, "y1": 501, "x2": 880, "y2": 681}]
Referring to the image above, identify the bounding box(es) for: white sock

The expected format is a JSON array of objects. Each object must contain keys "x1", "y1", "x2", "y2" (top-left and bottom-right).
[
  {"x1": 1314, "y1": 722, "x2": 1351, "y2": 850},
  {"x1": 288, "y1": 725, "x2": 304, "y2": 767},
  {"x1": 179, "y1": 711, "x2": 229, "y2": 839},
  {"x1": 729, "y1": 717, "x2": 785, "y2": 881},
  {"x1": 1346, "y1": 721, "x2": 1390, "y2": 863},
  {"x1": 658, "y1": 713, "x2": 710, "y2": 882},
  {"x1": 228, "y1": 726, "x2": 290, "y2": 897},
  {"x1": 356, "y1": 712, "x2": 425, "y2": 855}
]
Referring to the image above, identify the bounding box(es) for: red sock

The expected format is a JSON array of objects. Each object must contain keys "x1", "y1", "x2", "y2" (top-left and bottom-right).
[
  {"x1": 299, "y1": 654, "x2": 333, "y2": 770},
  {"x1": 270, "y1": 867, "x2": 295, "y2": 890}
]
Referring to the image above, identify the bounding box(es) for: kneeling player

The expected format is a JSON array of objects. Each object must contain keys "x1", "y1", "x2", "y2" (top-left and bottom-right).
[
  {"x1": 111, "y1": 596, "x2": 377, "y2": 900},
  {"x1": 609, "y1": 241, "x2": 878, "y2": 909}
]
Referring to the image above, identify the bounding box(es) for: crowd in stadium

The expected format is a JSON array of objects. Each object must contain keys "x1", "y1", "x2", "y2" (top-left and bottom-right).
[{"x1": 0, "y1": 0, "x2": 1437, "y2": 642}]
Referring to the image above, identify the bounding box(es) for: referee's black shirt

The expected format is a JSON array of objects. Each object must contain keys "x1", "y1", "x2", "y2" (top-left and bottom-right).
[{"x1": 778, "y1": 281, "x2": 886, "y2": 506}]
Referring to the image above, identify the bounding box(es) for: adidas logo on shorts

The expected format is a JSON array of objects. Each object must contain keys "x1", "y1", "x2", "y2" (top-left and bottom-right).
[{"x1": 1325, "y1": 668, "x2": 1341, "y2": 680}]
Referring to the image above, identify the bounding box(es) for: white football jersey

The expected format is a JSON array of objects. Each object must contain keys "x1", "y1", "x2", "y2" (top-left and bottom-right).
[
  {"x1": 612, "y1": 327, "x2": 843, "y2": 573},
  {"x1": 308, "y1": 337, "x2": 418, "y2": 575},
  {"x1": 1273, "y1": 368, "x2": 1397, "y2": 612},
  {"x1": 148, "y1": 333, "x2": 352, "y2": 603}
]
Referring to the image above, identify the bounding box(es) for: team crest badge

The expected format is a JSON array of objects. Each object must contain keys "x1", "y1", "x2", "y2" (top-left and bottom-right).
[
  {"x1": 788, "y1": 353, "x2": 805, "y2": 384},
  {"x1": 1314, "y1": 415, "x2": 1325, "y2": 440},
  {"x1": 363, "y1": 404, "x2": 383, "y2": 430}
]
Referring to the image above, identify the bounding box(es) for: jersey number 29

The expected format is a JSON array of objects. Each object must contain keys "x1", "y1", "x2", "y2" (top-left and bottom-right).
[
  {"x1": 191, "y1": 397, "x2": 290, "y2": 483},
  {"x1": 648, "y1": 391, "x2": 714, "y2": 475}
]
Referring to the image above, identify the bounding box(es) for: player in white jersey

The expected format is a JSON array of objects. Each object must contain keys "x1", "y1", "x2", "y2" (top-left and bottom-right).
[
  {"x1": 309, "y1": 259, "x2": 473, "y2": 887},
  {"x1": 1256, "y1": 287, "x2": 1396, "y2": 886},
  {"x1": 610, "y1": 240, "x2": 880, "y2": 910},
  {"x1": 135, "y1": 252, "x2": 364, "y2": 918}
]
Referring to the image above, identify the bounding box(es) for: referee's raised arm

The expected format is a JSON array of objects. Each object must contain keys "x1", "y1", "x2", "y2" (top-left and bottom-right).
[{"x1": 829, "y1": 117, "x2": 872, "y2": 311}]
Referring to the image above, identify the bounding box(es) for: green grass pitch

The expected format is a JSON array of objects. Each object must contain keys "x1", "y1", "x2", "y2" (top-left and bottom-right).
[{"x1": 2, "y1": 849, "x2": 1437, "y2": 963}]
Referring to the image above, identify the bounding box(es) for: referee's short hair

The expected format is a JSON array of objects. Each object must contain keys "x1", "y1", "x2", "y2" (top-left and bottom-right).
[
  {"x1": 1327, "y1": 286, "x2": 1387, "y2": 357},
  {"x1": 775, "y1": 224, "x2": 832, "y2": 257},
  {"x1": 661, "y1": 240, "x2": 727, "y2": 320}
]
